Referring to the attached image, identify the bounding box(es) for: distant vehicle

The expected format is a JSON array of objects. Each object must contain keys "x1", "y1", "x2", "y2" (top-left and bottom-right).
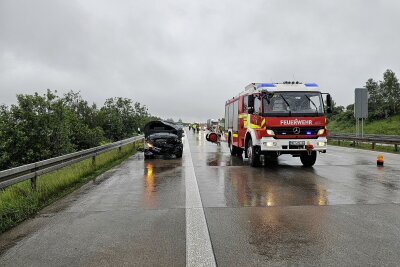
[
  {"x1": 224, "y1": 82, "x2": 332, "y2": 167},
  {"x1": 143, "y1": 121, "x2": 183, "y2": 159}
]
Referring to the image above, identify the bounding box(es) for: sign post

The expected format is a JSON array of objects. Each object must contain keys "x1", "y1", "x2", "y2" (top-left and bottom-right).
[{"x1": 354, "y1": 88, "x2": 368, "y2": 137}]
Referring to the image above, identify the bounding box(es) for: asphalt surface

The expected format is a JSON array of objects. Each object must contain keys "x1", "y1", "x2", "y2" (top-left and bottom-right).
[{"x1": 1, "y1": 129, "x2": 400, "y2": 266}]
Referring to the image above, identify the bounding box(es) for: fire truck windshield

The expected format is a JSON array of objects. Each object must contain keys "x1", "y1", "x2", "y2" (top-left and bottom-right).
[{"x1": 262, "y1": 92, "x2": 324, "y2": 117}]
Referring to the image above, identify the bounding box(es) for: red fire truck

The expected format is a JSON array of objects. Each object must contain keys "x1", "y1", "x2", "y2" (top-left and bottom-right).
[{"x1": 224, "y1": 82, "x2": 332, "y2": 167}]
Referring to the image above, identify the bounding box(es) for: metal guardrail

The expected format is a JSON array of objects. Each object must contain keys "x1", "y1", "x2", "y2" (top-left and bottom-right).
[
  {"x1": 328, "y1": 133, "x2": 400, "y2": 151},
  {"x1": 0, "y1": 135, "x2": 144, "y2": 190}
]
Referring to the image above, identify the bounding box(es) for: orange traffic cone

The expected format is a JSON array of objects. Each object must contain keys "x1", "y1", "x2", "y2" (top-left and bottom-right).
[{"x1": 377, "y1": 154, "x2": 384, "y2": 166}]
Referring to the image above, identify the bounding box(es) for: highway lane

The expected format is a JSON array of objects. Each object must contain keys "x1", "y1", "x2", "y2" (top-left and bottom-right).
[{"x1": 1, "y1": 129, "x2": 400, "y2": 266}]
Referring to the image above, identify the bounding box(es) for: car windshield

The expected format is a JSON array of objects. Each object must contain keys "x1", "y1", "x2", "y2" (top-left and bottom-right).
[{"x1": 263, "y1": 92, "x2": 324, "y2": 117}]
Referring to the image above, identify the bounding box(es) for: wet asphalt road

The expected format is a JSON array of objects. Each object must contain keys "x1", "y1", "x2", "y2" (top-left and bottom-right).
[{"x1": 1, "y1": 129, "x2": 400, "y2": 266}]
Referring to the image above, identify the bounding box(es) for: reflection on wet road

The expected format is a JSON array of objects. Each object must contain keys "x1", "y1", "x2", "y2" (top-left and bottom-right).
[
  {"x1": 191, "y1": 130, "x2": 400, "y2": 266},
  {"x1": 2, "y1": 129, "x2": 400, "y2": 266}
]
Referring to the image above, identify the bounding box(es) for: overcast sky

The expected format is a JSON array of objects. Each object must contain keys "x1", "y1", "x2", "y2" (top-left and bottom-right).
[{"x1": 1, "y1": 0, "x2": 399, "y2": 122}]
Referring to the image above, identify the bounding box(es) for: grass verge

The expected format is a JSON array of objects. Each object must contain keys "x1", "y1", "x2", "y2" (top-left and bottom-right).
[
  {"x1": 328, "y1": 139, "x2": 400, "y2": 154},
  {"x1": 327, "y1": 115, "x2": 400, "y2": 135},
  {"x1": 0, "y1": 141, "x2": 143, "y2": 233}
]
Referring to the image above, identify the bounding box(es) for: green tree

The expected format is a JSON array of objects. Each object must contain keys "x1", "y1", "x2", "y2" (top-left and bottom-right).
[
  {"x1": 365, "y1": 78, "x2": 384, "y2": 119},
  {"x1": 0, "y1": 90, "x2": 75, "y2": 168},
  {"x1": 99, "y1": 97, "x2": 148, "y2": 141},
  {"x1": 0, "y1": 90, "x2": 156, "y2": 170},
  {"x1": 63, "y1": 91, "x2": 105, "y2": 149},
  {"x1": 380, "y1": 69, "x2": 400, "y2": 116}
]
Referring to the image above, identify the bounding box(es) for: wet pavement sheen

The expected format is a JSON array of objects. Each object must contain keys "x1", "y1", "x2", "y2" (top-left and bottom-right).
[
  {"x1": 189, "y1": 130, "x2": 400, "y2": 266},
  {"x1": 1, "y1": 129, "x2": 400, "y2": 266}
]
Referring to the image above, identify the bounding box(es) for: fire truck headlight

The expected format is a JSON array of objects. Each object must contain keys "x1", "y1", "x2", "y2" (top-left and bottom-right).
[
  {"x1": 317, "y1": 141, "x2": 326, "y2": 147},
  {"x1": 266, "y1": 129, "x2": 275, "y2": 136},
  {"x1": 317, "y1": 129, "x2": 325, "y2": 135},
  {"x1": 264, "y1": 141, "x2": 277, "y2": 147}
]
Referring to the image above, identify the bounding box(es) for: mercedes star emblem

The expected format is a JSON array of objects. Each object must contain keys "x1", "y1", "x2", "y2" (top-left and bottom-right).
[{"x1": 293, "y1": 127, "x2": 301, "y2": 134}]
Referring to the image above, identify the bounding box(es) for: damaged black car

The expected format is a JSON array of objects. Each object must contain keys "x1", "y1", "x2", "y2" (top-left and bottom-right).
[{"x1": 143, "y1": 120, "x2": 183, "y2": 159}]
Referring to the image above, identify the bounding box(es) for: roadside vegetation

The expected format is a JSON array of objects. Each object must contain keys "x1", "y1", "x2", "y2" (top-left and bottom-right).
[
  {"x1": 0, "y1": 90, "x2": 153, "y2": 233},
  {"x1": 0, "y1": 141, "x2": 142, "y2": 233},
  {"x1": 0, "y1": 90, "x2": 158, "y2": 171},
  {"x1": 328, "y1": 115, "x2": 400, "y2": 135},
  {"x1": 327, "y1": 69, "x2": 400, "y2": 135}
]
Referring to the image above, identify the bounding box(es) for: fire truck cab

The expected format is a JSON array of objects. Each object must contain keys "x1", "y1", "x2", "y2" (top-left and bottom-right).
[{"x1": 224, "y1": 82, "x2": 332, "y2": 167}]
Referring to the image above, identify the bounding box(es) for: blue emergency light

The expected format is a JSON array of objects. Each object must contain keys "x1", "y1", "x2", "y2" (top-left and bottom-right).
[
  {"x1": 257, "y1": 83, "x2": 276, "y2": 88},
  {"x1": 304, "y1": 83, "x2": 318, "y2": 87}
]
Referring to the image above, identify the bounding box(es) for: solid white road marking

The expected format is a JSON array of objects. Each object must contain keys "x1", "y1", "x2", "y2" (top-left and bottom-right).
[{"x1": 184, "y1": 131, "x2": 216, "y2": 267}]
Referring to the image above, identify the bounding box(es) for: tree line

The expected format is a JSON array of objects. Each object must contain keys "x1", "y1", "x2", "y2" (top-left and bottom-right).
[
  {"x1": 328, "y1": 69, "x2": 400, "y2": 122},
  {"x1": 0, "y1": 90, "x2": 158, "y2": 170}
]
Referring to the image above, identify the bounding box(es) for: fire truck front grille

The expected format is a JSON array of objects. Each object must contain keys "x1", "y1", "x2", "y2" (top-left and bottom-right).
[{"x1": 270, "y1": 126, "x2": 323, "y2": 136}]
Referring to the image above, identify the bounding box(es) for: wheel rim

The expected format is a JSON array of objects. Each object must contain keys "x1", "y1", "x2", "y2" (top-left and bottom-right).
[{"x1": 247, "y1": 143, "x2": 252, "y2": 162}]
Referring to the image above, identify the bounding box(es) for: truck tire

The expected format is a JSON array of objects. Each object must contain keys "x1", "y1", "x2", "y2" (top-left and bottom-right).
[
  {"x1": 247, "y1": 139, "x2": 260, "y2": 167},
  {"x1": 300, "y1": 151, "x2": 317, "y2": 167}
]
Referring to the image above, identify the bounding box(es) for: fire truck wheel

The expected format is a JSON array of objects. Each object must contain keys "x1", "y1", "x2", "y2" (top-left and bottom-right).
[
  {"x1": 247, "y1": 139, "x2": 260, "y2": 167},
  {"x1": 300, "y1": 151, "x2": 317, "y2": 167}
]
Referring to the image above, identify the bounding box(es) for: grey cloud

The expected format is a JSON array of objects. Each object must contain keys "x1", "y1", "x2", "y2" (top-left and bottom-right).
[{"x1": 1, "y1": 0, "x2": 400, "y2": 122}]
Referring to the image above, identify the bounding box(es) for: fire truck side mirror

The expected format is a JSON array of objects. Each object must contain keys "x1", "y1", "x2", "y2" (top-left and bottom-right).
[
  {"x1": 248, "y1": 95, "x2": 254, "y2": 114},
  {"x1": 326, "y1": 94, "x2": 333, "y2": 113}
]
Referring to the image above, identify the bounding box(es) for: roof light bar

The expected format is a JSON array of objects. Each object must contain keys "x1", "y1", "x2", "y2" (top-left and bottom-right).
[
  {"x1": 257, "y1": 83, "x2": 276, "y2": 88},
  {"x1": 304, "y1": 83, "x2": 318, "y2": 87}
]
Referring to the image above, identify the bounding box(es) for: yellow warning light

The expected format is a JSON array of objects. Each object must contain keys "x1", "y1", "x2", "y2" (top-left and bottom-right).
[{"x1": 377, "y1": 154, "x2": 384, "y2": 166}]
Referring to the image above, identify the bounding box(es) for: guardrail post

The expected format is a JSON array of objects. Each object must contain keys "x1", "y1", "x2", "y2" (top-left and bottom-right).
[
  {"x1": 118, "y1": 141, "x2": 122, "y2": 153},
  {"x1": 338, "y1": 140, "x2": 341, "y2": 146},
  {"x1": 31, "y1": 164, "x2": 38, "y2": 191},
  {"x1": 372, "y1": 143, "x2": 375, "y2": 149},
  {"x1": 31, "y1": 176, "x2": 37, "y2": 191},
  {"x1": 92, "y1": 154, "x2": 96, "y2": 168},
  {"x1": 395, "y1": 144, "x2": 398, "y2": 152}
]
